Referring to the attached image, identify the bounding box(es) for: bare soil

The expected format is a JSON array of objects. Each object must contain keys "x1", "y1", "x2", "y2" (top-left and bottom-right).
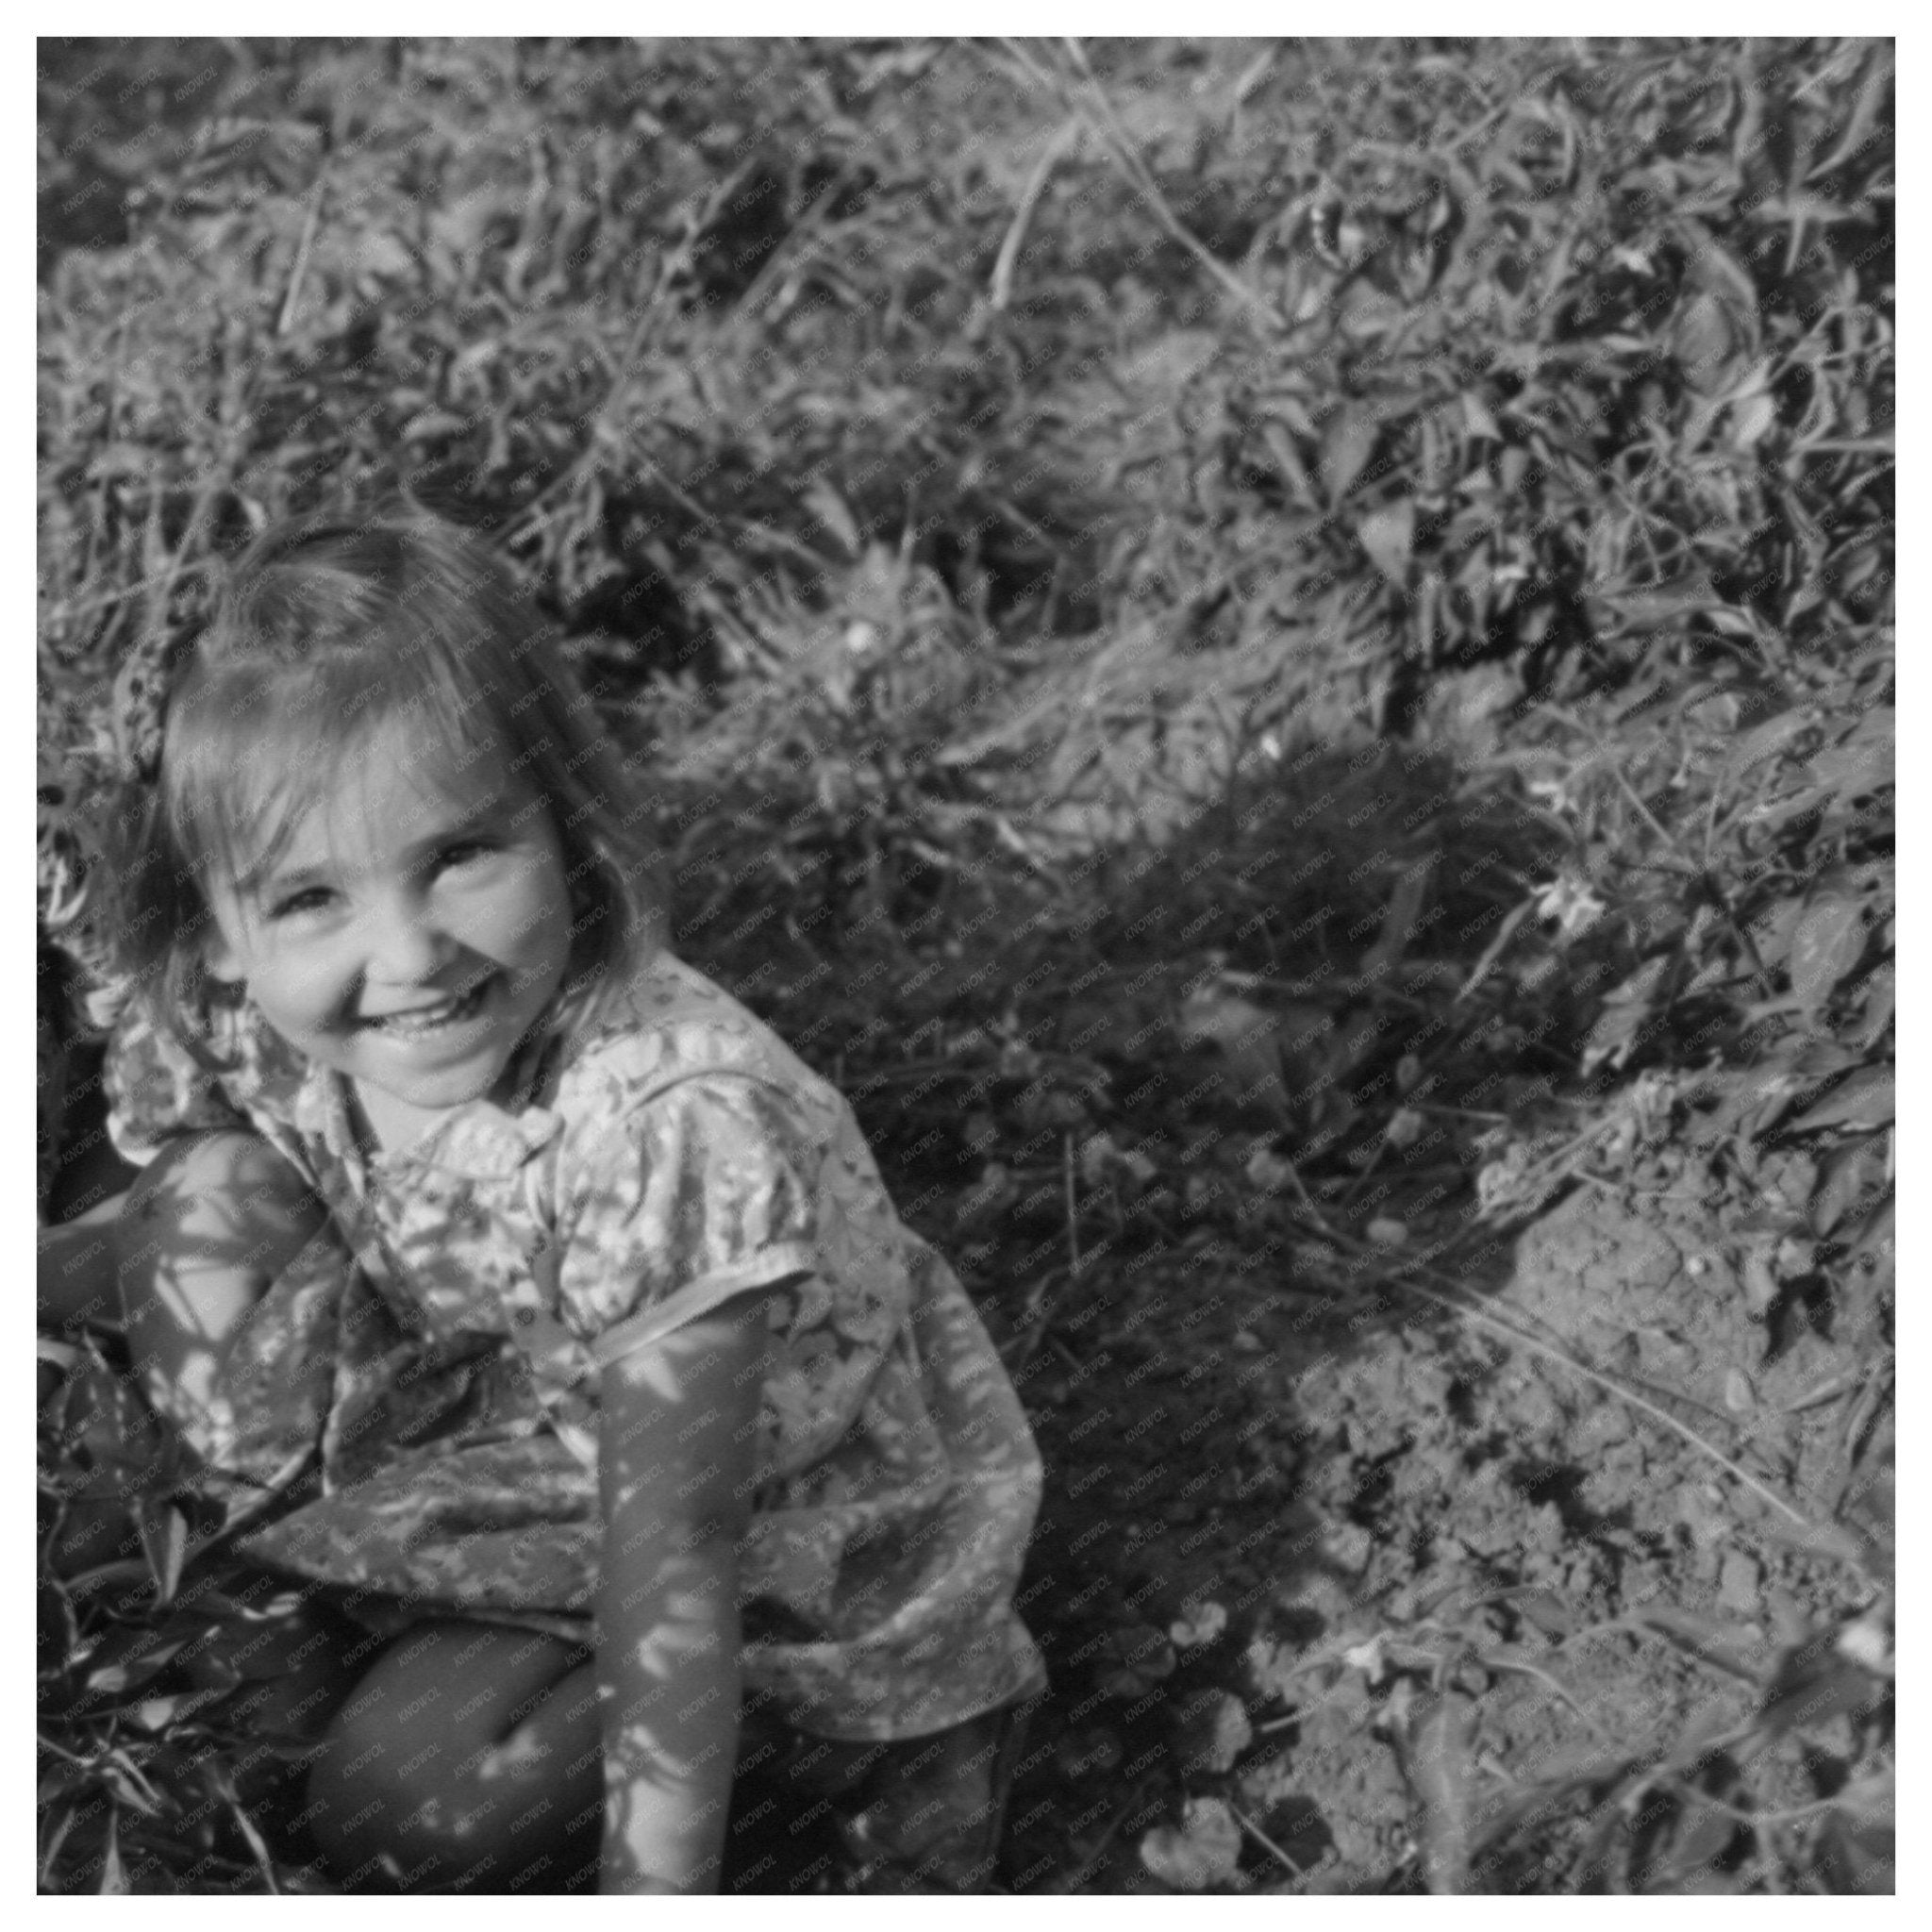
[{"x1": 996, "y1": 1153, "x2": 1893, "y2": 1894}]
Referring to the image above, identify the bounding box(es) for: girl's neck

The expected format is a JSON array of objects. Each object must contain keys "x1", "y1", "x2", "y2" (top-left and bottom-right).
[{"x1": 345, "y1": 1080, "x2": 440, "y2": 1158}]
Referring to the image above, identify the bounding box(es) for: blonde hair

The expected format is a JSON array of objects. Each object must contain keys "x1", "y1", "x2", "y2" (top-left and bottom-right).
[{"x1": 111, "y1": 508, "x2": 663, "y2": 1071}]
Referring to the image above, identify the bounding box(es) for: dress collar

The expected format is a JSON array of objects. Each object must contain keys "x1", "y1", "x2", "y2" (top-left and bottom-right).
[{"x1": 290, "y1": 1036, "x2": 565, "y2": 1182}]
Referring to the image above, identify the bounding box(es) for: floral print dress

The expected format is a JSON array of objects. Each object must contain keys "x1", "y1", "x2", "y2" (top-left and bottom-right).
[{"x1": 105, "y1": 949, "x2": 1047, "y2": 1741}]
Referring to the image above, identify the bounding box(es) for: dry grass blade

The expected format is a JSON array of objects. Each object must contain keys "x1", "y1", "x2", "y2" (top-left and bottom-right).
[
  {"x1": 218, "y1": 1774, "x2": 284, "y2": 1894},
  {"x1": 1454, "y1": 899, "x2": 1535, "y2": 1005},
  {"x1": 991, "y1": 118, "x2": 1083, "y2": 313},
  {"x1": 1478, "y1": 1650, "x2": 1613, "y2": 1740},
  {"x1": 1229, "y1": 1802, "x2": 1304, "y2": 1880},
  {"x1": 274, "y1": 164, "x2": 329, "y2": 338}
]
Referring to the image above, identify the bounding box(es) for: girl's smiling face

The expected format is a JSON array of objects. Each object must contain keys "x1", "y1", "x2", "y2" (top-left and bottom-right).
[{"x1": 204, "y1": 723, "x2": 575, "y2": 1150}]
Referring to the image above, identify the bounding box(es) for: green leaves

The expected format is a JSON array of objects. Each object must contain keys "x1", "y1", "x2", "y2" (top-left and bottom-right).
[
  {"x1": 1789, "y1": 1068, "x2": 1891, "y2": 1137},
  {"x1": 1674, "y1": 291, "x2": 1747, "y2": 394},
  {"x1": 1322, "y1": 407, "x2": 1378, "y2": 505},
  {"x1": 1785, "y1": 896, "x2": 1870, "y2": 1013},
  {"x1": 1357, "y1": 500, "x2": 1415, "y2": 585}
]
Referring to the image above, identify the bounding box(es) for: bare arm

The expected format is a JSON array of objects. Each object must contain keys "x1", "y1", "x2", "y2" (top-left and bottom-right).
[
  {"x1": 110, "y1": 1132, "x2": 328, "y2": 1432},
  {"x1": 594, "y1": 1291, "x2": 784, "y2": 1894}
]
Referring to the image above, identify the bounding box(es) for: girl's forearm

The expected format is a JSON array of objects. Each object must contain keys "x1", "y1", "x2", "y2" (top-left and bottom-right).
[
  {"x1": 596, "y1": 1533, "x2": 745, "y2": 1894},
  {"x1": 594, "y1": 1298, "x2": 776, "y2": 1893}
]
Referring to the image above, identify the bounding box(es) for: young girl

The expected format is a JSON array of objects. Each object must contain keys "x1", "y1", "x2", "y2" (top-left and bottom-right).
[{"x1": 40, "y1": 511, "x2": 1045, "y2": 1893}]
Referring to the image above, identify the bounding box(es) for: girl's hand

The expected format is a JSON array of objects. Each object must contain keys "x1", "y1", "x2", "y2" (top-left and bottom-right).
[{"x1": 594, "y1": 1287, "x2": 791, "y2": 1894}]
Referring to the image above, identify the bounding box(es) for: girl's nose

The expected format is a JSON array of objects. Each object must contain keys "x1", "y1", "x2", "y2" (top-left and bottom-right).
[{"x1": 366, "y1": 904, "x2": 457, "y2": 984}]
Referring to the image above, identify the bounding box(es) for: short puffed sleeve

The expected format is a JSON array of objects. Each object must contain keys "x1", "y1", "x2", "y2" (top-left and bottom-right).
[{"x1": 554, "y1": 1072, "x2": 826, "y2": 1368}]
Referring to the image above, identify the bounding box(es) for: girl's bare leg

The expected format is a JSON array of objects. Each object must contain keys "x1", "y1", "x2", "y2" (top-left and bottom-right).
[{"x1": 303, "y1": 1623, "x2": 604, "y2": 1893}]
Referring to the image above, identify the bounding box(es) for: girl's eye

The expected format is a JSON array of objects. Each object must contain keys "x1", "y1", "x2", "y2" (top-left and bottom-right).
[
  {"x1": 269, "y1": 888, "x2": 333, "y2": 921},
  {"x1": 438, "y1": 840, "x2": 493, "y2": 871}
]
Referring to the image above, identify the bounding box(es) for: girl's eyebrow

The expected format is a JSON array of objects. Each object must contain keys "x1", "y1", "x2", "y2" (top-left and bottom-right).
[{"x1": 247, "y1": 793, "x2": 511, "y2": 898}]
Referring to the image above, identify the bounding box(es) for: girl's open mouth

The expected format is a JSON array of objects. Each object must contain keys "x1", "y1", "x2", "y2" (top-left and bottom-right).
[{"x1": 361, "y1": 976, "x2": 493, "y2": 1038}]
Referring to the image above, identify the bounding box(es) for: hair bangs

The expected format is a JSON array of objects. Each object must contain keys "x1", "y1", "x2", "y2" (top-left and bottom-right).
[{"x1": 165, "y1": 641, "x2": 491, "y2": 903}]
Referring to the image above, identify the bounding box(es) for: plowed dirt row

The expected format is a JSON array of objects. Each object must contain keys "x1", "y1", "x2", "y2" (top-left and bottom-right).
[{"x1": 999, "y1": 1169, "x2": 1891, "y2": 1893}]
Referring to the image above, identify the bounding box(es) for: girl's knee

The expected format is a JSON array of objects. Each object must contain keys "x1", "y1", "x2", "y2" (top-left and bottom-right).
[
  {"x1": 114, "y1": 1130, "x2": 332, "y2": 1431},
  {"x1": 305, "y1": 1625, "x2": 596, "y2": 1889},
  {"x1": 126, "y1": 1130, "x2": 321, "y2": 1231},
  {"x1": 128, "y1": 1127, "x2": 270, "y2": 1195},
  {"x1": 306, "y1": 1675, "x2": 472, "y2": 1884},
  {"x1": 120, "y1": 1130, "x2": 326, "y2": 1294}
]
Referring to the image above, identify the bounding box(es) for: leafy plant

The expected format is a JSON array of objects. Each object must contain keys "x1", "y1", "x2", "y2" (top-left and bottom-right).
[{"x1": 40, "y1": 36, "x2": 1892, "y2": 1895}]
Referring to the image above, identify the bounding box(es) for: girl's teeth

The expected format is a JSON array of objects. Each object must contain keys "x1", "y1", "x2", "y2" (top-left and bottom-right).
[{"x1": 373, "y1": 983, "x2": 484, "y2": 1031}]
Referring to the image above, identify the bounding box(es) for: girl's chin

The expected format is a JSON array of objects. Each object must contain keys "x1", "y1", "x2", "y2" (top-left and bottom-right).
[
  {"x1": 337, "y1": 1007, "x2": 517, "y2": 1122},
  {"x1": 347, "y1": 1062, "x2": 508, "y2": 1150}
]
